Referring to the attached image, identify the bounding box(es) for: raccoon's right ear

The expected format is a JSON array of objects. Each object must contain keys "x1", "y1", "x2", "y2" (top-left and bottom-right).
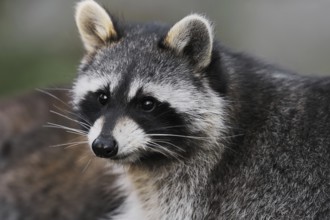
[
  {"x1": 163, "y1": 14, "x2": 214, "y2": 70},
  {"x1": 75, "y1": 0, "x2": 118, "y2": 52}
]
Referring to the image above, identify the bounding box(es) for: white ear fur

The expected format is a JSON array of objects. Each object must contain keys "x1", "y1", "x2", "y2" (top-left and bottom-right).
[
  {"x1": 75, "y1": 0, "x2": 117, "y2": 52},
  {"x1": 164, "y1": 14, "x2": 214, "y2": 69}
]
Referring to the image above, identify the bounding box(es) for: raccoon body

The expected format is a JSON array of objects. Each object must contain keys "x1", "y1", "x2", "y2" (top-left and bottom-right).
[{"x1": 73, "y1": 1, "x2": 330, "y2": 219}]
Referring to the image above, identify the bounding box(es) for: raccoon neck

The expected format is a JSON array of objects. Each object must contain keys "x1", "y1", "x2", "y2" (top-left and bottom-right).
[{"x1": 126, "y1": 148, "x2": 222, "y2": 220}]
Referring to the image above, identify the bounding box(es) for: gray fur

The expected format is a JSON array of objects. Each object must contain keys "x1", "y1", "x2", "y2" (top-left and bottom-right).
[{"x1": 73, "y1": 1, "x2": 330, "y2": 219}]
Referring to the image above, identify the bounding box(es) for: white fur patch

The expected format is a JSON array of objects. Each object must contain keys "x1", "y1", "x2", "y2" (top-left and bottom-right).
[
  {"x1": 112, "y1": 116, "x2": 150, "y2": 159},
  {"x1": 110, "y1": 191, "x2": 145, "y2": 220},
  {"x1": 72, "y1": 73, "x2": 121, "y2": 108},
  {"x1": 87, "y1": 116, "x2": 104, "y2": 147},
  {"x1": 100, "y1": 164, "x2": 145, "y2": 220},
  {"x1": 127, "y1": 78, "x2": 143, "y2": 101}
]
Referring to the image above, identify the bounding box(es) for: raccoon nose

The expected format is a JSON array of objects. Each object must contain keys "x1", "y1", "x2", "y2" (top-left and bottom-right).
[{"x1": 92, "y1": 136, "x2": 118, "y2": 158}]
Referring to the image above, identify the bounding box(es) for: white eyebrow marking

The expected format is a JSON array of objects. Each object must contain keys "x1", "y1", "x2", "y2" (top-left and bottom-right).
[
  {"x1": 72, "y1": 73, "x2": 121, "y2": 107},
  {"x1": 127, "y1": 78, "x2": 143, "y2": 101},
  {"x1": 128, "y1": 80, "x2": 199, "y2": 113}
]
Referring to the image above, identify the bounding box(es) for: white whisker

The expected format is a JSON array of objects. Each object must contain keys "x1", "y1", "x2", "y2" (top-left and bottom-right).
[
  {"x1": 50, "y1": 110, "x2": 90, "y2": 129},
  {"x1": 48, "y1": 141, "x2": 88, "y2": 148},
  {"x1": 152, "y1": 139, "x2": 185, "y2": 152},
  {"x1": 146, "y1": 125, "x2": 186, "y2": 133},
  {"x1": 64, "y1": 142, "x2": 88, "y2": 149},
  {"x1": 82, "y1": 158, "x2": 93, "y2": 173},
  {"x1": 44, "y1": 125, "x2": 86, "y2": 135},
  {"x1": 36, "y1": 88, "x2": 70, "y2": 108},
  {"x1": 77, "y1": 155, "x2": 89, "y2": 163},
  {"x1": 45, "y1": 122, "x2": 88, "y2": 135},
  {"x1": 46, "y1": 88, "x2": 70, "y2": 91},
  {"x1": 147, "y1": 133, "x2": 210, "y2": 140},
  {"x1": 65, "y1": 131, "x2": 88, "y2": 137},
  {"x1": 146, "y1": 141, "x2": 183, "y2": 161},
  {"x1": 52, "y1": 105, "x2": 91, "y2": 126}
]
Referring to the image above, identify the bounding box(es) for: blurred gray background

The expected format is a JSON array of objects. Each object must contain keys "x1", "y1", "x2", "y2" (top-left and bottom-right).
[{"x1": 1, "y1": 0, "x2": 330, "y2": 97}]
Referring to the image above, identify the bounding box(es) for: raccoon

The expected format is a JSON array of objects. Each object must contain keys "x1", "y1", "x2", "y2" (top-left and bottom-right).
[{"x1": 73, "y1": 0, "x2": 330, "y2": 219}]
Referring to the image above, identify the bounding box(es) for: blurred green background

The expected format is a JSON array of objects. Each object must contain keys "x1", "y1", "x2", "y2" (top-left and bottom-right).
[{"x1": 1, "y1": 0, "x2": 330, "y2": 98}]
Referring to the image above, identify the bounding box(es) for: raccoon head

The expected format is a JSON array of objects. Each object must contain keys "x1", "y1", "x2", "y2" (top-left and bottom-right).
[{"x1": 72, "y1": 0, "x2": 227, "y2": 166}]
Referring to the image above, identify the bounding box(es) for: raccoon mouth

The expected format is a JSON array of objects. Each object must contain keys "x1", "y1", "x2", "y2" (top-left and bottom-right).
[
  {"x1": 108, "y1": 151, "x2": 142, "y2": 163},
  {"x1": 109, "y1": 153, "x2": 130, "y2": 161}
]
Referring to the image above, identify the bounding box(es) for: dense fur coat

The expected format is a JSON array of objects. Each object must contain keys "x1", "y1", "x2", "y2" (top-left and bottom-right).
[{"x1": 73, "y1": 1, "x2": 330, "y2": 219}]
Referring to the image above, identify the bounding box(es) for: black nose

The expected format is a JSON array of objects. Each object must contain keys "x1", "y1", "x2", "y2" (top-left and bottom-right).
[{"x1": 92, "y1": 136, "x2": 118, "y2": 158}]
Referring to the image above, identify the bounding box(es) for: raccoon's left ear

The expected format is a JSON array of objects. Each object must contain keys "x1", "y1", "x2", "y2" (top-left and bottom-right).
[
  {"x1": 75, "y1": 0, "x2": 118, "y2": 52},
  {"x1": 163, "y1": 14, "x2": 213, "y2": 69}
]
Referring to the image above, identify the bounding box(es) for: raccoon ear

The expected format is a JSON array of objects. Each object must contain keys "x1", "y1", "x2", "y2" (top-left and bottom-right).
[
  {"x1": 75, "y1": 0, "x2": 118, "y2": 52},
  {"x1": 164, "y1": 14, "x2": 214, "y2": 69}
]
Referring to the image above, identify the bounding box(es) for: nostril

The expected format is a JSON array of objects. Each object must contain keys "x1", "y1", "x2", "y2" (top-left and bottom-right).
[
  {"x1": 92, "y1": 138, "x2": 118, "y2": 158},
  {"x1": 104, "y1": 140, "x2": 118, "y2": 155}
]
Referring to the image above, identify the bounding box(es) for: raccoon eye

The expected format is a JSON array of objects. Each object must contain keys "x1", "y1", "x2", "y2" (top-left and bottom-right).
[
  {"x1": 141, "y1": 97, "x2": 156, "y2": 112},
  {"x1": 98, "y1": 93, "x2": 109, "y2": 105}
]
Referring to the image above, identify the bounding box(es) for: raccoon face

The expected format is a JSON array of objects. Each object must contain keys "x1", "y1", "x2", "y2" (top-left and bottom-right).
[{"x1": 72, "y1": 0, "x2": 226, "y2": 165}]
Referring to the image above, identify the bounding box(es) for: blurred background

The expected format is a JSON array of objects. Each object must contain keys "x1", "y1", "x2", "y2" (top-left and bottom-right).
[{"x1": 1, "y1": 0, "x2": 330, "y2": 98}]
